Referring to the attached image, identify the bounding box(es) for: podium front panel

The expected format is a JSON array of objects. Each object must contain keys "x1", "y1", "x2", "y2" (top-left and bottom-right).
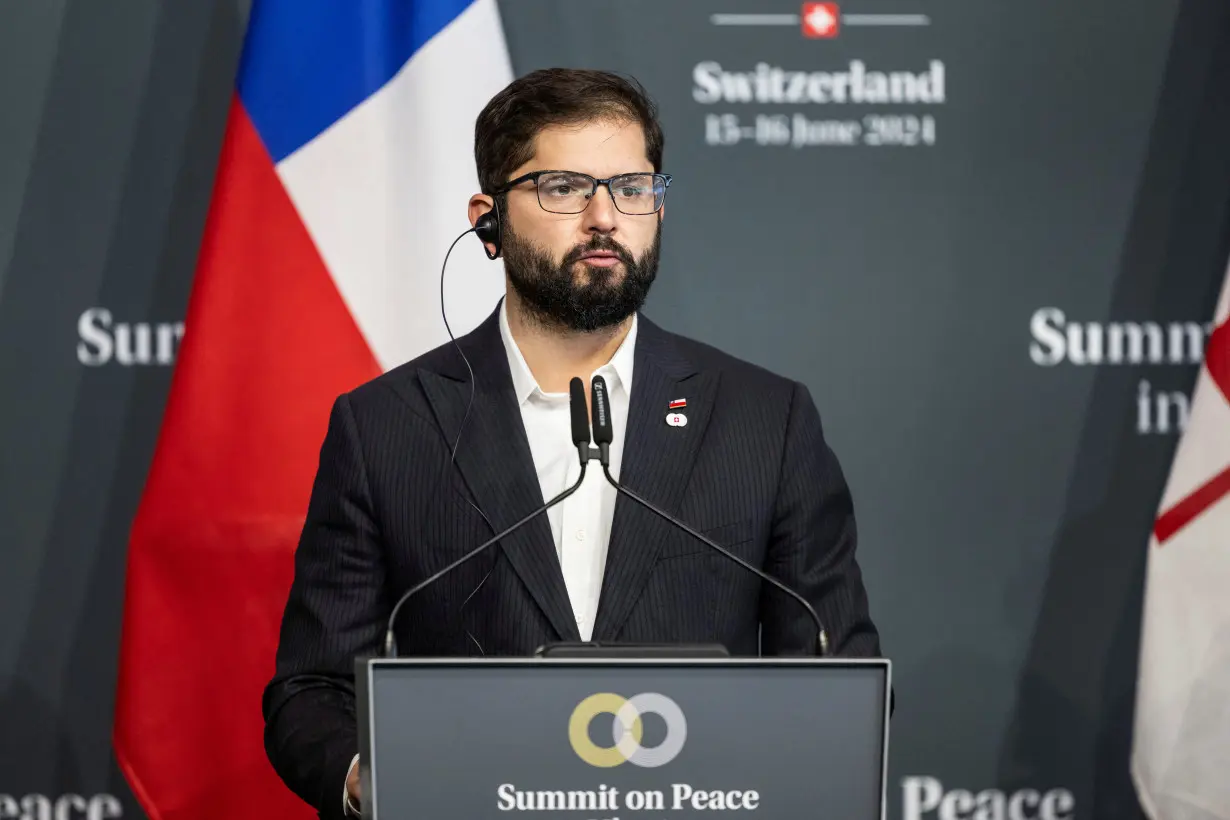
[{"x1": 358, "y1": 658, "x2": 889, "y2": 820}]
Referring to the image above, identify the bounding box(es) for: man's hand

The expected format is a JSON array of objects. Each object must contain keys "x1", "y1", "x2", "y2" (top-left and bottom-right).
[{"x1": 346, "y1": 757, "x2": 361, "y2": 813}]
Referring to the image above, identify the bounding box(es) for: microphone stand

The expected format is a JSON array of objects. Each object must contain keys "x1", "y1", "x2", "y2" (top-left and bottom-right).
[
  {"x1": 383, "y1": 463, "x2": 588, "y2": 657},
  {"x1": 383, "y1": 377, "x2": 598, "y2": 657},
  {"x1": 565, "y1": 375, "x2": 830, "y2": 659}
]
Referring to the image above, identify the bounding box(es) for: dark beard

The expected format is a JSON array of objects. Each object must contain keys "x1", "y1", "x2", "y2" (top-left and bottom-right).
[{"x1": 502, "y1": 220, "x2": 660, "y2": 333}]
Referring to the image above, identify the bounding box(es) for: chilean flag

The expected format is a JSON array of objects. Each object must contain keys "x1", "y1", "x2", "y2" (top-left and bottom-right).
[
  {"x1": 1131, "y1": 257, "x2": 1230, "y2": 819},
  {"x1": 112, "y1": 2, "x2": 510, "y2": 817}
]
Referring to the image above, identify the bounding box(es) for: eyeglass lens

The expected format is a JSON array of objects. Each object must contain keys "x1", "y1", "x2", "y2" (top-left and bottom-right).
[{"x1": 536, "y1": 172, "x2": 665, "y2": 215}]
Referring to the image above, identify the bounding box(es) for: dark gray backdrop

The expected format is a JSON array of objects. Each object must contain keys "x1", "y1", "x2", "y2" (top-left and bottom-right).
[{"x1": 3, "y1": 0, "x2": 1229, "y2": 817}]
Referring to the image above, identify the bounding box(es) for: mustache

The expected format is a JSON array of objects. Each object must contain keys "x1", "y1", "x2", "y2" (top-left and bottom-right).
[{"x1": 563, "y1": 236, "x2": 637, "y2": 268}]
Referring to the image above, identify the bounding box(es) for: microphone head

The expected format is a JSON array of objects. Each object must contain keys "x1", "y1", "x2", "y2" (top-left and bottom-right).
[
  {"x1": 569, "y1": 377, "x2": 591, "y2": 446},
  {"x1": 591, "y1": 375, "x2": 614, "y2": 446}
]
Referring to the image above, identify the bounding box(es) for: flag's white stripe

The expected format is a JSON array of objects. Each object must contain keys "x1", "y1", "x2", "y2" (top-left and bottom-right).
[
  {"x1": 1134, "y1": 508, "x2": 1230, "y2": 818},
  {"x1": 1133, "y1": 502, "x2": 1230, "y2": 818},
  {"x1": 277, "y1": 0, "x2": 511, "y2": 371},
  {"x1": 1154, "y1": 364, "x2": 1230, "y2": 511}
]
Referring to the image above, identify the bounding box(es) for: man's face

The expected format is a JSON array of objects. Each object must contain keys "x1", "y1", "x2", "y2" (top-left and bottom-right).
[{"x1": 498, "y1": 119, "x2": 663, "y2": 332}]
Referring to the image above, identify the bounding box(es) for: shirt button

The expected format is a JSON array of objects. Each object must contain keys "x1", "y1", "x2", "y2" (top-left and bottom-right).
[{"x1": 575, "y1": 529, "x2": 586, "y2": 542}]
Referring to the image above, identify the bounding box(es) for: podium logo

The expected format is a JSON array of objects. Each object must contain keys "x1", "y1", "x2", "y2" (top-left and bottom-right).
[{"x1": 568, "y1": 692, "x2": 687, "y2": 768}]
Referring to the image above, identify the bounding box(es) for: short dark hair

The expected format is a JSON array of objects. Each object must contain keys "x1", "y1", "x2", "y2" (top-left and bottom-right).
[{"x1": 473, "y1": 68, "x2": 665, "y2": 196}]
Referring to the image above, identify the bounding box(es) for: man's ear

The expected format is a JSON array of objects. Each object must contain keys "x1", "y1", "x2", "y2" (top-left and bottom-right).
[{"x1": 468, "y1": 194, "x2": 501, "y2": 259}]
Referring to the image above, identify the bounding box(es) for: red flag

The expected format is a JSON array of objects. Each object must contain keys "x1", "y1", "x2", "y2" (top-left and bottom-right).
[
  {"x1": 111, "y1": 94, "x2": 379, "y2": 818},
  {"x1": 111, "y1": 2, "x2": 512, "y2": 815}
]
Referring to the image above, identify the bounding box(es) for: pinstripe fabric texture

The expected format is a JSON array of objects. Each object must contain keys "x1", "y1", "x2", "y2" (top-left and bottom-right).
[{"x1": 261, "y1": 303, "x2": 881, "y2": 818}]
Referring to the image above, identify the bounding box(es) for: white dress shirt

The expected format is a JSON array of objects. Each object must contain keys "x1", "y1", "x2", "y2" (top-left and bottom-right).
[
  {"x1": 344, "y1": 303, "x2": 635, "y2": 815},
  {"x1": 498, "y1": 300, "x2": 634, "y2": 640}
]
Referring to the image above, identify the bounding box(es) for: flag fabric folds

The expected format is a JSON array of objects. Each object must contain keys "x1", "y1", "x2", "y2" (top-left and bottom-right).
[
  {"x1": 1131, "y1": 257, "x2": 1230, "y2": 820},
  {"x1": 112, "y1": 1, "x2": 510, "y2": 816}
]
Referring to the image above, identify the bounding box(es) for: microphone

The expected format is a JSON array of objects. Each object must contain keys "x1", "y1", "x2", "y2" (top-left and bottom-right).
[
  {"x1": 382, "y1": 377, "x2": 594, "y2": 657},
  {"x1": 590, "y1": 374, "x2": 612, "y2": 466},
  {"x1": 570, "y1": 377, "x2": 592, "y2": 466},
  {"x1": 587, "y1": 375, "x2": 830, "y2": 657}
]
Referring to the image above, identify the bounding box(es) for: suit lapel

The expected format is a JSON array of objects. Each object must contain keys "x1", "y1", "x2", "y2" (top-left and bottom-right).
[
  {"x1": 591, "y1": 319, "x2": 719, "y2": 641},
  {"x1": 416, "y1": 308, "x2": 580, "y2": 642}
]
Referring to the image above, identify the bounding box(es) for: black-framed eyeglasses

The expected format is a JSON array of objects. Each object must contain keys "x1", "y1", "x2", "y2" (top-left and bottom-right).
[{"x1": 494, "y1": 170, "x2": 672, "y2": 215}]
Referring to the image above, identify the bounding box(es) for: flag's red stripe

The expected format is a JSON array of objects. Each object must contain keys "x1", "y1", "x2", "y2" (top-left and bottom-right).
[
  {"x1": 113, "y1": 96, "x2": 380, "y2": 819},
  {"x1": 1154, "y1": 464, "x2": 1230, "y2": 545}
]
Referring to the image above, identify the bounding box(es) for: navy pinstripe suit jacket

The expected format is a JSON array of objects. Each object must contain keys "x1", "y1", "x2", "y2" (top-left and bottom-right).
[{"x1": 262, "y1": 304, "x2": 881, "y2": 818}]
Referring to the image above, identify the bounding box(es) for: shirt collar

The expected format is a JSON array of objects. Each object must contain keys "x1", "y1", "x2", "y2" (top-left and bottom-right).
[{"x1": 499, "y1": 299, "x2": 637, "y2": 406}]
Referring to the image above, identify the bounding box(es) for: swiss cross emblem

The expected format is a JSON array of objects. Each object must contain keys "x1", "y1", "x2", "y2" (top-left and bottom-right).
[{"x1": 801, "y1": 2, "x2": 840, "y2": 38}]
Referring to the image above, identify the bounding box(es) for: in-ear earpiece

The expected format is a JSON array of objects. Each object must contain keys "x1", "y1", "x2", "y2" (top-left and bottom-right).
[{"x1": 474, "y1": 204, "x2": 502, "y2": 259}]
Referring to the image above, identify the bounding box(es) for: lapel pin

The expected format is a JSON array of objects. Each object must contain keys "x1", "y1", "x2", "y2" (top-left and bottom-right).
[{"x1": 667, "y1": 398, "x2": 688, "y2": 426}]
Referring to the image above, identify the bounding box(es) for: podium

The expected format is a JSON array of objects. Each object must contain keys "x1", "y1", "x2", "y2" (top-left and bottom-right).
[{"x1": 356, "y1": 654, "x2": 891, "y2": 819}]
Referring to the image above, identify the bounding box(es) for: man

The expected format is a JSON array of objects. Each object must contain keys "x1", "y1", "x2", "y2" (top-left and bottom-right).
[{"x1": 262, "y1": 68, "x2": 881, "y2": 819}]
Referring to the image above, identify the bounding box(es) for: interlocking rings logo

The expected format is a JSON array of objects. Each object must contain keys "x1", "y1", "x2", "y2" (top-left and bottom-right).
[{"x1": 568, "y1": 692, "x2": 687, "y2": 768}]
